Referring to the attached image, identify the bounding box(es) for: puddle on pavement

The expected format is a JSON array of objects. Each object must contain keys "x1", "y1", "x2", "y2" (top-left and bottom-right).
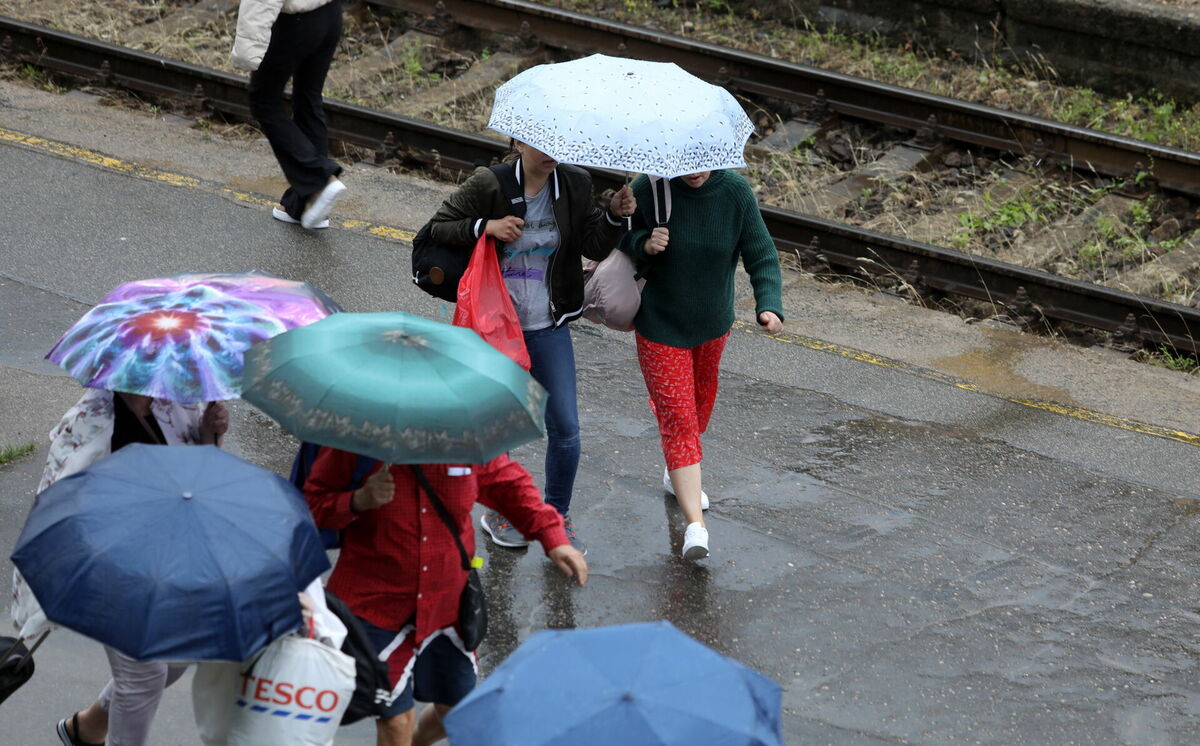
[
  {"x1": 224, "y1": 176, "x2": 290, "y2": 199},
  {"x1": 933, "y1": 328, "x2": 1079, "y2": 406}
]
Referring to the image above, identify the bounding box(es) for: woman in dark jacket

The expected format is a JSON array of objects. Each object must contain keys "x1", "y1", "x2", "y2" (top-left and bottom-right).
[{"x1": 427, "y1": 141, "x2": 635, "y2": 555}]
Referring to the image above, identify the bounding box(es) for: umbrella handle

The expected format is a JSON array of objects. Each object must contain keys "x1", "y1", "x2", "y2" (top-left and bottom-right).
[{"x1": 3, "y1": 630, "x2": 50, "y2": 670}]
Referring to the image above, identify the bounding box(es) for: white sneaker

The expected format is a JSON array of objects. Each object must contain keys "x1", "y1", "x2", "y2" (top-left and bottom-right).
[
  {"x1": 662, "y1": 467, "x2": 709, "y2": 510},
  {"x1": 300, "y1": 179, "x2": 347, "y2": 229},
  {"x1": 682, "y1": 522, "x2": 709, "y2": 560},
  {"x1": 272, "y1": 206, "x2": 329, "y2": 229}
]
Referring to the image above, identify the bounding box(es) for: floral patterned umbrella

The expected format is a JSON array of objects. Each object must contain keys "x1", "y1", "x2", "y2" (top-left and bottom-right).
[
  {"x1": 47, "y1": 271, "x2": 341, "y2": 403},
  {"x1": 488, "y1": 54, "x2": 754, "y2": 178}
]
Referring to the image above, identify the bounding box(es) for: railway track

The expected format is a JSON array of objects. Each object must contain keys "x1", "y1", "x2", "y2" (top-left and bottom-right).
[{"x1": 1, "y1": 3, "x2": 1198, "y2": 357}]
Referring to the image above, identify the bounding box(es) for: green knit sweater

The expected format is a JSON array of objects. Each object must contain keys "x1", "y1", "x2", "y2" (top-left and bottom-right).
[{"x1": 619, "y1": 170, "x2": 784, "y2": 347}]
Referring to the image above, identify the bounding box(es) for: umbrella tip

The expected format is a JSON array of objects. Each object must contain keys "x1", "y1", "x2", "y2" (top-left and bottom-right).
[
  {"x1": 621, "y1": 691, "x2": 635, "y2": 702},
  {"x1": 182, "y1": 491, "x2": 194, "y2": 500}
]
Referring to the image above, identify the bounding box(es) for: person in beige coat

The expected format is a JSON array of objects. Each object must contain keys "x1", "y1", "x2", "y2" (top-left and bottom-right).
[{"x1": 231, "y1": 0, "x2": 347, "y2": 229}]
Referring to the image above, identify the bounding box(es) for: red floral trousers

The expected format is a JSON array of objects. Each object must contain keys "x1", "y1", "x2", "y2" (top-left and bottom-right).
[{"x1": 635, "y1": 331, "x2": 730, "y2": 470}]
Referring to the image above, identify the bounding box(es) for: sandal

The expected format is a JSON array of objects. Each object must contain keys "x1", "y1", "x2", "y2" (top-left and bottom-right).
[{"x1": 56, "y1": 712, "x2": 104, "y2": 746}]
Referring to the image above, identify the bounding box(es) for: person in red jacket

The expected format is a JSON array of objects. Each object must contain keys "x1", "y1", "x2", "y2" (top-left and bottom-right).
[{"x1": 304, "y1": 449, "x2": 587, "y2": 746}]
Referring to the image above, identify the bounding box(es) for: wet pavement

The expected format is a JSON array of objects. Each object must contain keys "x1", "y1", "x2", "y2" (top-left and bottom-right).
[{"x1": 2, "y1": 101, "x2": 1200, "y2": 745}]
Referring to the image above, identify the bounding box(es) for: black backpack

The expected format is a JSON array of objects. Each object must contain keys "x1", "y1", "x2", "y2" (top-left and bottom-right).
[
  {"x1": 323, "y1": 592, "x2": 393, "y2": 725},
  {"x1": 289, "y1": 442, "x2": 377, "y2": 550},
  {"x1": 411, "y1": 162, "x2": 527, "y2": 301}
]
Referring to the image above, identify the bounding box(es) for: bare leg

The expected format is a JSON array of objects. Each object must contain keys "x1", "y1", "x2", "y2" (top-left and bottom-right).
[
  {"x1": 668, "y1": 463, "x2": 705, "y2": 527},
  {"x1": 413, "y1": 703, "x2": 452, "y2": 746},
  {"x1": 67, "y1": 701, "x2": 108, "y2": 744},
  {"x1": 376, "y1": 709, "x2": 415, "y2": 746}
]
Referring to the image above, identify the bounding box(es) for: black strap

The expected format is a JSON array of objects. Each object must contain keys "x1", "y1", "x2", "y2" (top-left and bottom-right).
[
  {"x1": 649, "y1": 175, "x2": 671, "y2": 227},
  {"x1": 489, "y1": 163, "x2": 526, "y2": 220},
  {"x1": 2, "y1": 630, "x2": 48, "y2": 671},
  {"x1": 410, "y1": 466, "x2": 472, "y2": 571}
]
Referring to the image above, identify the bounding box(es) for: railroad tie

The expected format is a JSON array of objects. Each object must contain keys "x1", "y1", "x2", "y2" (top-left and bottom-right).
[
  {"x1": 791, "y1": 144, "x2": 935, "y2": 219},
  {"x1": 325, "y1": 30, "x2": 444, "y2": 98},
  {"x1": 998, "y1": 193, "x2": 1135, "y2": 269},
  {"x1": 749, "y1": 118, "x2": 824, "y2": 166},
  {"x1": 387, "y1": 48, "x2": 550, "y2": 123},
  {"x1": 1106, "y1": 231, "x2": 1200, "y2": 304},
  {"x1": 875, "y1": 171, "x2": 1039, "y2": 246}
]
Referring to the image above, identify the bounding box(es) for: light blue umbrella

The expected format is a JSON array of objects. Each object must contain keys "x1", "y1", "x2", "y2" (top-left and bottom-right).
[
  {"x1": 488, "y1": 54, "x2": 754, "y2": 178},
  {"x1": 240, "y1": 312, "x2": 547, "y2": 464},
  {"x1": 444, "y1": 621, "x2": 783, "y2": 746}
]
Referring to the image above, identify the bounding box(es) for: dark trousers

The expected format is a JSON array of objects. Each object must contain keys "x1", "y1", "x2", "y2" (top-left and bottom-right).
[{"x1": 248, "y1": 0, "x2": 343, "y2": 220}]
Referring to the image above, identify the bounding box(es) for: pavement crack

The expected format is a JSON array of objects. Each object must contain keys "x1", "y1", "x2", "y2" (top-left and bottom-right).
[{"x1": 1104, "y1": 497, "x2": 1200, "y2": 576}]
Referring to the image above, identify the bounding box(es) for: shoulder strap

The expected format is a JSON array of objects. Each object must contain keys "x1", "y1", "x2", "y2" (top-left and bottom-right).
[
  {"x1": 410, "y1": 466, "x2": 472, "y2": 571},
  {"x1": 489, "y1": 163, "x2": 526, "y2": 221},
  {"x1": 648, "y1": 175, "x2": 671, "y2": 227}
]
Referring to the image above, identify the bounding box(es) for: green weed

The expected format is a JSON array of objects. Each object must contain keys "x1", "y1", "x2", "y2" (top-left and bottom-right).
[
  {"x1": 0, "y1": 443, "x2": 34, "y2": 466},
  {"x1": 1135, "y1": 345, "x2": 1199, "y2": 374}
]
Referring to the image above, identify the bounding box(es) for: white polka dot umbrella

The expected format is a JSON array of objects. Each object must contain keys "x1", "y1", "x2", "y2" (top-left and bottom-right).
[{"x1": 488, "y1": 54, "x2": 754, "y2": 178}]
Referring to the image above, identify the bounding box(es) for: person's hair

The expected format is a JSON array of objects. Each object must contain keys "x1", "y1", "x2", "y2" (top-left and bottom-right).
[{"x1": 500, "y1": 138, "x2": 520, "y2": 164}]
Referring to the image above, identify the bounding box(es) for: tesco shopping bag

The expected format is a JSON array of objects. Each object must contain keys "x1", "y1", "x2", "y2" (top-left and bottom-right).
[
  {"x1": 453, "y1": 233, "x2": 531, "y2": 370},
  {"x1": 193, "y1": 635, "x2": 355, "y2": 746}
]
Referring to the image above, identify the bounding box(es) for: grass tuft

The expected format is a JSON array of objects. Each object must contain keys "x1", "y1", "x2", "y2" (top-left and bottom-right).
[{"x1": 0, "y1": 442, "x2": 35, "y2": 466}]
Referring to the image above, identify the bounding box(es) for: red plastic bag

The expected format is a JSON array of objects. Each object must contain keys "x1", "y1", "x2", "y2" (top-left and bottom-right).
[{"x1": 453, "y1": 233, "x2": 531, "y2": 370}]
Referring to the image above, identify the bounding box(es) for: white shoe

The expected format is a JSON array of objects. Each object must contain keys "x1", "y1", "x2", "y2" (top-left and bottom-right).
[
  {"x1": 682, "y1": 522, "x2": 709, "y2": 560},
  {"x1": 272, "y1": 206, "x2": 329, "y2": 229},
  {"x1": 662, "y1": 467, "x2": 709, "y2": 510},
  {"x1": 301, "y1": 179, "x2": 347, "y2": 229}
]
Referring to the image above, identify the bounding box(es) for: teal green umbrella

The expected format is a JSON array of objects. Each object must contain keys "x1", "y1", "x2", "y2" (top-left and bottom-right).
[{"x1": 241, "y1": 312, "x2": 547, "y2": 464}]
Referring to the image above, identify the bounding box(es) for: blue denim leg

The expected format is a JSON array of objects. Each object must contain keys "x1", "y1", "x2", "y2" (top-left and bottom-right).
[{"x1": 523, "y1": 324, "x2": 580, "y2": 515}]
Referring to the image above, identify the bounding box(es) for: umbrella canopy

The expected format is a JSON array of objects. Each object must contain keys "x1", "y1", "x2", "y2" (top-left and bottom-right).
[
  {"x1": 240, "y1": 312, "x2": 547, "y2": 465},
  {"x1": 444, "y1": 621, "x2": 784, "y2": 746},
  {"x1": 488, "y1": 54, "x2": 755, "y2": 178},
  {"x1": 47, "y1": 270, "x2": 341, "y2": 403},
  {"x1": 10, "y1": 444, "x2": 330, "y2": 662}
]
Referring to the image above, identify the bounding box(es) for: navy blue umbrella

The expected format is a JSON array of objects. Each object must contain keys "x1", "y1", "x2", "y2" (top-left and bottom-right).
[
  {"x1": 11, "y1": 444, "x2": 330, "y2": 662},
  {"x1": 444, "y1": 621, "x2": 783, "y2": 746}
]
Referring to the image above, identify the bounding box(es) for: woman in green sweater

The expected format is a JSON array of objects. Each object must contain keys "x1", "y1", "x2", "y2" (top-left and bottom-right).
[{"x1": 620, "y1": 169, "x2": 784, "y2": 560}]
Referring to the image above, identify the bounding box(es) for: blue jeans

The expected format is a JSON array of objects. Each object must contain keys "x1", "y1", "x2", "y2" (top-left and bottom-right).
[{"x1": 524, "y1": 324, "x2": 580, "y2": 515}]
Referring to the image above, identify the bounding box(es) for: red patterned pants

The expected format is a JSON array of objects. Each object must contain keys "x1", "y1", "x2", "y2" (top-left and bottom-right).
[{"x1": 635, "y1": 331, "x2": 730, "y2": 470}]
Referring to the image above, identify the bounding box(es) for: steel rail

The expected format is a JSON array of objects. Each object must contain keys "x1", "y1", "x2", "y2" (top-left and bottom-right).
[
  {"x1": 0, "y1": 15, "x2": 1196, "y2": 353},
  {"x1": 374, "y1": 0, "x2": 1200, "y2": 199}
]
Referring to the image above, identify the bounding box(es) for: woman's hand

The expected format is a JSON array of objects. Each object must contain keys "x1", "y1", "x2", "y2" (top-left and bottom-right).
[
  {"x1": 298, "y1": 592, "x2": 315, "y2": 626},
  {"x1": 351, "y1": 467, "x2": 394, "y2": 513},
  {"x1": 609, "y1": 185, "x2": 636, "y2": 218},
  {"x1": 485, "y1": 216, "x2": 525, "y2": 243},
  {"x1": 758, "y1": 311, "x2": 783, "y2": 334},
  {"x1": 643, "y1": 226, "x2": 669, "y2": 255},
  {"x1": 548, "y1": 544, "x2": 589, "y2": 587},
  {"x1": 199, "y1": 402, "x2": 229, "y2": 445}
]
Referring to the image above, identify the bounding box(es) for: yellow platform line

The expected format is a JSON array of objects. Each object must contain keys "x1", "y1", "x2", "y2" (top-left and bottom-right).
[
  {"x1": 5, "y1": 124, "x2": 1192, "y2": 447},
  {"x1": 0, "y1": 125, "x2": 415, "y2": 243},
  {"x1": 734, "y1": 321, "x2": 1200, "y2": 448}
]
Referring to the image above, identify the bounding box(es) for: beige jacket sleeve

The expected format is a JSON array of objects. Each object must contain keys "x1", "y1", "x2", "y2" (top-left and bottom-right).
[{"x1": 231, "y1": 0, "x2": 285, "y2": 72}]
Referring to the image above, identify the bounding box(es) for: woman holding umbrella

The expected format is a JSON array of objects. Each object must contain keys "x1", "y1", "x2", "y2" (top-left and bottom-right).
[
  {"x1": 39, "y1": 391, "x2": 228, "y2": 746},
  {"x1": 9, "y1": 272, "x2": 339, "y2": 746},
  {"x1": 425, "y1": 141, "x2": 636, "y2": 555},
  {"x1": 619, "y1": 169, "x2": 783, "y2": 561}
]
